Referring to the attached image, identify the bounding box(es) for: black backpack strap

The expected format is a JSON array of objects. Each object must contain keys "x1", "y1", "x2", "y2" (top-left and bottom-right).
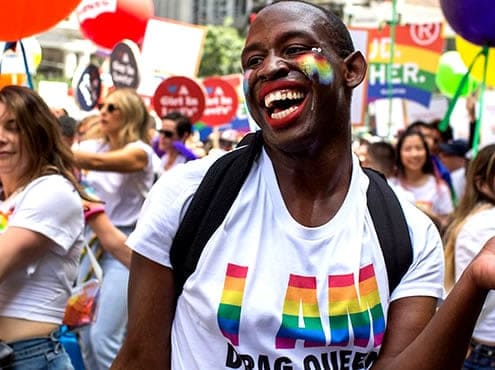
[
  {"x1": 170, "y1": 131, "x2": 263, "y2": 297},
  {"x1": 364, "y1": 168, "x2": 413, "y2": 293}
]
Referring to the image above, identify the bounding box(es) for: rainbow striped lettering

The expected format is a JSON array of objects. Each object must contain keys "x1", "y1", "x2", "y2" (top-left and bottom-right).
[
  {"x1": 328, "y1": 264, "x2": 385, "y2": 347},
  {"x1": 275, "y1": 274, "x2": 326, "y2": 349},
  {"x1": 217, "y1": 263, "x2": 249, "y2": 346}
]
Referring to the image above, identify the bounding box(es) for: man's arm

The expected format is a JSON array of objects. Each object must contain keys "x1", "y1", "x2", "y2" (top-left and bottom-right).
[{"x1": 111, "y1": 251, "x2": 176, "y2": 370}]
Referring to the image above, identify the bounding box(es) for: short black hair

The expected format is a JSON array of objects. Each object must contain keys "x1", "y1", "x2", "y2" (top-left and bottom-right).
[
  {"x1": 405, "y1": 120, "x2": 429, "y2": 133},
  {"x1": 162, "y1": 111, "x2": 193, "y2": 139},
  {"x1": 268, "y1": 0, "x2": 355, "y2": 59},
  {"x1": 367, "y1": 141, "x2": 396, "y2": 177},
  {"x1": 430, "y1": 118, "x2": 453, "y2": 142},
  {"x1": 58, "y1": 115, "x2": 77, "y2": 139}
]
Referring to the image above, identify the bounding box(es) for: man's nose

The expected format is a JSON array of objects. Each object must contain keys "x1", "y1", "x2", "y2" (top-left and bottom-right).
[{"x1": 258, "y1": 52, "x2": 289, "y2": 81}]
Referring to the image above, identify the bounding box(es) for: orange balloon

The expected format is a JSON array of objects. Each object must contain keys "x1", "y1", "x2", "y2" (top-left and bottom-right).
[{"x1": 0, "y1": 0, "x2": 81, "y2": 41}]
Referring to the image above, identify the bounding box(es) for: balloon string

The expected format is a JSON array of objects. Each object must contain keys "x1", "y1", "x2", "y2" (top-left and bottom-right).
[
  {"x1": 19, "y1": 40, "x2": 34, "y2": 90},
  {"x1": 387, "y1": 0, "x2": 398, "y2": 137},
  {"x1": 471, "y1": 46, "x2": 489, "y2": 157},
  {"x1": 439, "y1": 47, "x2": 485, "y2": 132}
]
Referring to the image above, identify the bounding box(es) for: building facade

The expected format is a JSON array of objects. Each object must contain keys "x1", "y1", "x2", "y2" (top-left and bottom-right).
[{"x1": 153, "y1": 0, "x2": 255, "y2": 28}]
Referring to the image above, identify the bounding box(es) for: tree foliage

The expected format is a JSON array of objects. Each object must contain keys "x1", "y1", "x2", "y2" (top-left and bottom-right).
[{"x1": 198, "y1": 19, "x2": 245, "y2": 78}]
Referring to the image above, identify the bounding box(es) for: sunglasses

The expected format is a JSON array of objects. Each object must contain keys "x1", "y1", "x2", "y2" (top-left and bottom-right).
[
  {"x1": 98, "y1": 103, "x2": 120, "y2": 113},
  {"x1": 158, "y1": 129, "x2": 175, "y2": 138}
]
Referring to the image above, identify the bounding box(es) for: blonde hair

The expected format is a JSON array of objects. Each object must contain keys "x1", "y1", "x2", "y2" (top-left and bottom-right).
[
  {"x1": 77, "y1": 114, "x2": 102, "y2": 141},
  {"x1": 443, "y1": 144, "x2": 495, "y2": 291},
  {"x1": 103, "y1": 88, "x2": 150, "y2": 148}
]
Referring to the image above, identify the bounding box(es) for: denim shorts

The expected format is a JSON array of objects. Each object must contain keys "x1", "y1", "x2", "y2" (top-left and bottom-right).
[
  {"x1": 463, "y1": 340, "x2": 495, "y2": 370},
  {"x1": 5, "y1": 332, "x2": 74, "y2": 370}
]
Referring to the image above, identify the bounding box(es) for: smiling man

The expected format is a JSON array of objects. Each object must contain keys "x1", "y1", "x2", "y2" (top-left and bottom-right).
[{"x1": 112, "y1": 1, "x2": 495, "y2": 369}]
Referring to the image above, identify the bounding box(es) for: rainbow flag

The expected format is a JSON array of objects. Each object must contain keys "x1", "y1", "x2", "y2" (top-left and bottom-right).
[{"x1": 366, "y1": 23, "x2": 444, "y2": 107}]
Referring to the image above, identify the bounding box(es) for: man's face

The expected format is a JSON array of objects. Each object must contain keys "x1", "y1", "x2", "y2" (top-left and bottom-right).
[
  {"x1": 158, "y1": 119, "x2": 179, "y2": 152},
  {"x1": 241, "y1": 2, "x2": 346, "y2": 150},
  {"x1": 419, "y1": 127, "x2": 441, "y2": 155},
  {"x1": 0, "y1": 103, "x2": 27, "y2": 178}
]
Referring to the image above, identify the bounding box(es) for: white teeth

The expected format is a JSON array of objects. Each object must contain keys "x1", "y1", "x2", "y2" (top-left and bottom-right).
[
  {"x1": 271, "y1": 105, "x2": 298, "y2": 120},
  {"x1": 264, "y1": 89, "x2": 304, "y2": 108}
]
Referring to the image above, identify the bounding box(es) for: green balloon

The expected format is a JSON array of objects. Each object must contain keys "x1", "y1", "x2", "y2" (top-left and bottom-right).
[{"x1": 435, "y1": 51, "x2": 478, "y2": 98}]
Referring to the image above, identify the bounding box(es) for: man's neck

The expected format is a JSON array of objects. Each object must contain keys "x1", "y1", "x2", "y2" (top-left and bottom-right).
[{"x1": 269, "y1": 148, "x2": 353, "y2": 227}]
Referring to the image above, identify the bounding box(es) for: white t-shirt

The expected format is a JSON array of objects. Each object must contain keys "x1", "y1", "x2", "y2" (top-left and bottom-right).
[
  {"x1": 389, "y1": 175, "x2": 454, "y2": 216},
  {"x1": 158, "y1": 152, "x2": 188, "y2": 176},
  {"x1": 128, "y1": 150, "x2": 444, "y2": 370},
  {"x1": 77, "y1": 139, "x2": 156, "y2": 226},
  {"x1": 454, "y1": 206, "x2": 495, "y2": 342},
  {"x1": 0, "y1": 175, "x2": 84, "y2": 324}
]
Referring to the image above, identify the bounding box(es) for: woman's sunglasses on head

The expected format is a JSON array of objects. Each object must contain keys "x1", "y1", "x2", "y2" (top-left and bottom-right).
[{"x1": 98, "y1": 103, "x2": 119, "y2": 113}]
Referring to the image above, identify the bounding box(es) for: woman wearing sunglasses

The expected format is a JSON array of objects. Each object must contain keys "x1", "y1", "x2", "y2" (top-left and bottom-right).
[
  {"x1": 73, "y1": 88, "x2": 156, "y2": 370},
  {"x1": 0, "y1": 86, "x2": 87, "y2": 369},
  {"x1": 156, "y1": 111, "x2": 195, "y2": 175}
]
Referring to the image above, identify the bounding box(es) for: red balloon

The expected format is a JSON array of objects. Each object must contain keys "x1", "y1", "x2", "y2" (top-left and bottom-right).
[
  {"x1": 77, "y1": 0, "x2": 154, "y2": 50},
  {"x1": 0, "y1": 0, "x2": 81, "y2": 41}
]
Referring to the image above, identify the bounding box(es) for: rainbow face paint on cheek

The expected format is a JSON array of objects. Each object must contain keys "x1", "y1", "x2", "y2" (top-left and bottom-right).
[
  {"x1": 242, "y1": 69, "x2": 252, "y2": 97},
  {"x1": 296, "y1": 52, "x2": 333, "y2": 85}
]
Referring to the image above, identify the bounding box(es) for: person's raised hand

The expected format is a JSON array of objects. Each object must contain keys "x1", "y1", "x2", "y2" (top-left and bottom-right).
[{"x1": 469, "y1": 236, "x2": 495, "y2": 290}]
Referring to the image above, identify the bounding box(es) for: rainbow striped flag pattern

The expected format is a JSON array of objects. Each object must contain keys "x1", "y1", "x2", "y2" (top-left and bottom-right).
[
  {"x1": 366, "y1": 23, "x2": 444, "y2": 107},
  {"x1": 217, "y1": 263, "x2": 249, "y2": 346}
]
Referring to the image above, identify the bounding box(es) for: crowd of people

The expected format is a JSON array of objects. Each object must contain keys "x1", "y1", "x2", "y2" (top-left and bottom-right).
[
  {"x1": 358, "y1": 119, "x2": 470, "y2": 235},
  {"x1": 1, "y1": 1, "x2": 495, "y2": 370}
]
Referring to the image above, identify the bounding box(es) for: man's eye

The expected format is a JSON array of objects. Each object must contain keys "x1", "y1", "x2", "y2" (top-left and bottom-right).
[
  {"x1": 246, "y1": 56, "x2": 264, "y2": 68},
  {"x1": 286, "y1": 46, "x2": 308, "y2": 55}
]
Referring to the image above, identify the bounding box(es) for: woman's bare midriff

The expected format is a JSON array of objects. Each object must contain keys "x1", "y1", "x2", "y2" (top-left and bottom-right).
[{"x1": 0, "y1": 317, "x2": 59, "y2": 342}]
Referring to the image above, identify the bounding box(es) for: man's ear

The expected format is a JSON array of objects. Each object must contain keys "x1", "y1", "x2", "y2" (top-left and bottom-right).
[{"x1": 343, "y1": 50, "x2": 367, "y2": 89}]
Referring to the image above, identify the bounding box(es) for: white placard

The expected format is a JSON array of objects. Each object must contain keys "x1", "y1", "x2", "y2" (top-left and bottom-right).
[{"x1": 138, "y1": 17, "x2": 207, "y2": 97}]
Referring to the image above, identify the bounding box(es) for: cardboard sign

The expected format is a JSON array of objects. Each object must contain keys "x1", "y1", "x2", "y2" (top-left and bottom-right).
[
  {"x1": 110, "y1": 39, "x2": 141, "y2": 89},
  {"x1": 201, "y1": 77, "x2": 239, "y2": 126},
  {"x1": 152, "y1": 76, "x2": 205, "y2": 122},
  {"x1": 74, "y1": 64, "x2": 101, "y2": 111},
  {"x1": 140, "y1": 17, "x2": 206, "y2": 78}
]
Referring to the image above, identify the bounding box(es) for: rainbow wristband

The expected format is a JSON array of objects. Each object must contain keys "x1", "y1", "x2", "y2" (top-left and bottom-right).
[{"x1": 84, "y1": 203, "x2": 105, "y2": 221}]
